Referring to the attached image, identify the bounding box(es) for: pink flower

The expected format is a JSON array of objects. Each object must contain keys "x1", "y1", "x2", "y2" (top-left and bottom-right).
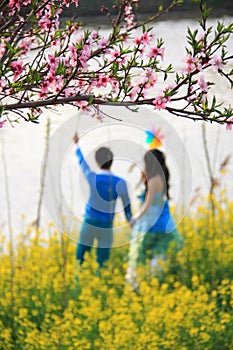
[
  {"x1": 51, "y1": 39, "x2": 60, "y2": 47},
  {"x1": 48, "y1": 54, "x2": 60, "y2": 73},
  {"x1": 19, "y1": 37, "x2": 33, "y2": 55},
  {"x1": 124, "y1": 5, "x2": 135, "y2": 26},
  {"x1": 142, "y1": 32, "x2": 152, "y2": 45},
  {"x1": 146, "y1": 33, "x2": 154, "y2": 47},
  {"x1": 96, "y1": 75, "x2": 110, "y2": 88},
  {"x1": 0, "y1": 43, "x2": 6, "y2": 58},
  {"x1": 111, "y1": 49, "x2": 120, "y2": 59},
  {"x1": 199, "y1": 49, "x2": 207, "y2": 60},
  {"x1": 63, "y1": 0, "x2": 79, "y2": 6},
  {"x1": 122, "y1": 33, "x2": 129, "y2": 43},
  {"x1": 140, "y1": 68, "x2": 157, "y2": 88},
  {"x1": 182, "y1": 54, "x2": 200, "y2": 73},
  {"x1": 10, "y1": 61, "x2": 25, "y2": 81},
  {"x1": 129, "y1": 86, "x2": 140, "y2": 101},
  {"x1": 69, "y1": 45, "x2": 77, "y2": 58},
  {"x1": 147, "y1": 46, "x2": 165, "y2": 60},
  {"x1": 153, "y1": 93, "x2": 170, "y2": 110},
  {"x1": 198, "y1": 75, "x2": 208, "y2": 93},
  {"x1": 73, "y1": 100, "x2": 90, "y2": 113},
  {"x1": 108, "y1": 49, "x2": 120, "y2": 62},
  {"x1": 116, "y1": 55, "x2": 126, "y2": 66},
  {"x1": 35, "y1": 10, "x2": 43, "y2": 18},
  {"x1": 125, "y1": 14, "x2": 135, "y2": 26},
  {"x1": 133, "y1": 36, "x2": 143, "y2": 45},
  {"x1": 201, "y1": 94, "x2": 207, "y2": 104},
  {"x1": 0, "y1": 120, "x2": 7, "y2": 128},
  {"x1": 69, "y1": 45, "x2": 78, "y2": 67},
  {"x1": 98, "y1": 38, "x2": 109, "y2": 49},
  {"x1": 110, "y1": 77, "x2": 119, "y2": 92},
  {"x1": 76, "y1": 80, "x2": 86, "y2": 89},
  {"x1": 48, "y1": 74, "x2": 64, "y2": 93},
  {"x1": 38, "y1": 15, "x2": 51, "y2": 32},
  {"x1": 40, "y1": 80, "x2": 49, "y2": 94},
  {"x1": 79, "y1": 45, "x2": 91, "y2": 68},
  {"x1": 9, "y1": 0, "x2": 20, "y2": 10},
  {"x1": 226, "y1": 117, "x2": 233, "y2": 130},
  {"x1": 91, "y1": 31, "x2": 98, "y2": 40},
  {"x1": 209, "y1": 55, "x2": 223, "y2": 72},
  {"x1": 6, "y1": 88, "x2": 13, "y2": 95},
  {"x1": 188, "y1": 94, "x2": 198, "y2": 103},
  {"x1": 64, "y1": 87, "x2": 77, "y2": 97},
  {"x1": 125, "y1": 5, "x2": 132, "y2": 15},
  {"x1": 133, "y1": 32, "x2": 152, "y2": 46}
]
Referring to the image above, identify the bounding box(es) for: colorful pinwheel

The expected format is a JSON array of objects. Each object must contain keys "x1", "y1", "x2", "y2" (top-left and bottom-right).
[{"x1": 145, "y1": 127, "x2": 164, "y2": 149}]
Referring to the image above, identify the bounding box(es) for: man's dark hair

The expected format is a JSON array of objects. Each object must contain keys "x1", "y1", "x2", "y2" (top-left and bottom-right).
[{"x1": 95, "y1": 147, "x2": 113, "y2": 169}]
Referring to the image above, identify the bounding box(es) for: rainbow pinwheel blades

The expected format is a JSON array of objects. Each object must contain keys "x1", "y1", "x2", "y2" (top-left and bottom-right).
[{"x1": 145, "y1": 127, "x2": 164, "y2": 149}]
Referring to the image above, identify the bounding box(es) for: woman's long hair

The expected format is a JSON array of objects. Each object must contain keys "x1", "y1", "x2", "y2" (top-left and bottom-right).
[{"x1": 144, "y1": 148, "x2": 170, "y2": 199}]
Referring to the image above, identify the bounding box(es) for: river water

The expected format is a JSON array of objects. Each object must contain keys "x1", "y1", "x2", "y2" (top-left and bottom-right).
[{"x1": 0, "y1": 16, "x2": 233, "y2": 240}]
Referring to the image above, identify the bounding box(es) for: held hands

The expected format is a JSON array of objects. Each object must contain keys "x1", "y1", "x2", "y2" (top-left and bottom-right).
[
  {"x1": 73, "y1": 132, "x2": 79, "y2": 144},
  {"x1": 129, "y1": 216, "x2": 137, "y2": 228},
  {"x1": 129, "y1": 210, "x2": 142, "y2": 227},
  {"x1": 129, "y1": 218, "x2": 135, "y2": 228}
]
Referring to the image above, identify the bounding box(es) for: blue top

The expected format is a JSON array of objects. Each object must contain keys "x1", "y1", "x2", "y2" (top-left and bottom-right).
[
  {"x1": 134, "y1": 190, "x2": 177, "y2": 233},
  {"x1": 76, "y1": 146, "x2": 132, "y2": 227}
]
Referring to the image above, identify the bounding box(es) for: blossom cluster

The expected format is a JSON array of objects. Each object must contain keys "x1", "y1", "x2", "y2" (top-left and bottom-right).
[{"x1": 0, "y1": 0, "x2": 232, "y2": 125}]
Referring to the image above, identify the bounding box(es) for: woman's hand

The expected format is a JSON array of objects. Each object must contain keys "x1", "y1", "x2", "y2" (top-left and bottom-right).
[
  {"x1": 129, "y1": 215, "x2": 138, "y2": 228},
  {"x1": 73, "y1": 132, "x2": 79, "y2": 144},
  {"x1": 129, "y1": 218, "x2": 135, "y2": 228}
]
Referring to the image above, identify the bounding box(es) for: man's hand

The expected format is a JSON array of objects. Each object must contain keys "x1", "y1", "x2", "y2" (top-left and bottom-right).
[{"x1": 73, "y1": 132, "x2": 79, "y2": 144}]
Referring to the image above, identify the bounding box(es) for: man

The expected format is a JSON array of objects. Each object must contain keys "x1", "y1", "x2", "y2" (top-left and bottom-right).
[{"x1": 73, "y1": 132, "x2": 132, "y2": 269}]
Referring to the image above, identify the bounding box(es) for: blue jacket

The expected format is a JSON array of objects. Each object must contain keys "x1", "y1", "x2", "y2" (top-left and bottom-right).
[{"x1": 76, "y1": 146, "x2": 132, "y2": 227}]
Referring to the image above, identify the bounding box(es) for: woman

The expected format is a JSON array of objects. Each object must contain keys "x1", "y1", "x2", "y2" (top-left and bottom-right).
[{"x1": 126, "y1": 148, "x2": 181, "y2": 288}]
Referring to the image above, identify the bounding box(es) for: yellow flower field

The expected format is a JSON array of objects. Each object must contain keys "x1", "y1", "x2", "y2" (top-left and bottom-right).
[{"x1": 0, "y1": 196, "x2": 233, "y2": 349}]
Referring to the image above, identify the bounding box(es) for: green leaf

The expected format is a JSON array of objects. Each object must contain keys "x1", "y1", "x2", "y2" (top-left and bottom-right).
[{"x1": 158, "y1": 5, "x2": 163, "y2": 12}]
